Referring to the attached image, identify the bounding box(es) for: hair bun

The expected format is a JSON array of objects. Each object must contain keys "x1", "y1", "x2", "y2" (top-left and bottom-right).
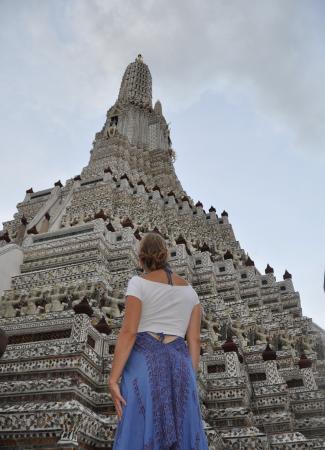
[{"x1": 139, "y1": 232, "x2": 168, "y2": 271}]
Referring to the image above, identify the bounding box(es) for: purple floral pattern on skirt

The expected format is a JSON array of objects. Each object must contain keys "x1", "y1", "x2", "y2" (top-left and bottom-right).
[{"x1": 112, "y1": 331, "x2": 209, "y2": 450}]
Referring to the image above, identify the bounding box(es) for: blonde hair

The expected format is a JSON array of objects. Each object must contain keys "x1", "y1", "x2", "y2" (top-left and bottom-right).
[{"x1": 139, "y1": 232, "x2": 169, "y2": 271}]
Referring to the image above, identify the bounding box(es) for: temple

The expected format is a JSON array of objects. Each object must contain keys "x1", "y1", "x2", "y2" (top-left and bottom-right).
[{"x1": 0, "y1": 55, "x2": 325, "y2": 449}]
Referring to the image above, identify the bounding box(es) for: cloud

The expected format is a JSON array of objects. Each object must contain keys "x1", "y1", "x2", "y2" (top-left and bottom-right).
[
  {"x1": 1, "y1": 0, "x2": 325, "y2": 157},
  {"x1": 69, "y1": 0, "x2": 325, "y2": 156}
]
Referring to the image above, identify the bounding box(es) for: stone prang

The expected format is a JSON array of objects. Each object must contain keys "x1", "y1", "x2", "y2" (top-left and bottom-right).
[{"x1": 0, "y1": 55, "x2": 324, "y2": 450}]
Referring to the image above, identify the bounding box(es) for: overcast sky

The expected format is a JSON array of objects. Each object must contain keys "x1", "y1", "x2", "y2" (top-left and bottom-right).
[{"x1": 1, "y1": 0, "x2": 324, "y2": 328}]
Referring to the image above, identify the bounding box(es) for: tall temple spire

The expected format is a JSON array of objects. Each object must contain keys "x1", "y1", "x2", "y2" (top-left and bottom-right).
[
  {"x1": 117, "y1": 54, "x2": 152, "y2": 108},
  {"x1": 101, "y1": 54, "x2": 173, "y2": 157}
]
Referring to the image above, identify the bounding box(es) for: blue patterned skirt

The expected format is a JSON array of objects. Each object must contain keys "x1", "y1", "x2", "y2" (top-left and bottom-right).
[{"x1": 112, "y1": 331, "x2": 209, "y2": 450}]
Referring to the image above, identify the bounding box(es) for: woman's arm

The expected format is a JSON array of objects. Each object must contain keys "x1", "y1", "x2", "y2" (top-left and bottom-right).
[
  {"x1": 187, "y1": 339, "x2": 201, "y2": 373},
  {"x1": 108, "y1": 295, "x2": 142, "y2": 384},
  {"x1": 185, "y1": 304, "x2": 202, "y2": 373}
]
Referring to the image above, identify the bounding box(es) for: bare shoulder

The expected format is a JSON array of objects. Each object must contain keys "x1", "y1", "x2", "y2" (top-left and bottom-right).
[{"x1": 171, "y1": 273, "x2": 190, "y2": 286}]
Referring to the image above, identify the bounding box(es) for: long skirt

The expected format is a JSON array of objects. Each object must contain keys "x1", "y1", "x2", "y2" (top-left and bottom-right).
[{"x1": 112, "y1": 331, "x2": 209, "y2": 450}]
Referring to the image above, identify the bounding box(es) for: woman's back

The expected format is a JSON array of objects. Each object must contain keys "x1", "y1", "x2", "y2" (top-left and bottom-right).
[
  {"x1": 141, "y1": 268, "x2": 190, "y2": 286},
  {"x1": 111, "y1": 233, "x2": 209, "y2": 449},
  {"x1": 125, "y1": 269, "x2": 200, "y2": 338}
]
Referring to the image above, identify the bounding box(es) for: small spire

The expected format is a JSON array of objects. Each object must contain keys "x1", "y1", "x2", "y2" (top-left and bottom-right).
[
  {"x1": 265, "y1": 264, "x2": 274, "y2": 274},
  {"x1": 121, "y1": 217, "x2": 134, "y2": 228},
  {"x1": 106, "y1": 222, "x2": 115, "y2": 232},
  {"x1": 222, "y1": 337, "x2": 238, "y2": 353},
  {"x1": 200, "y1": 242, "x2": 210, "y2": 252},
  {"x1": 224, "y1": 250, "x2": 233, "y2": 260},
  {"x1": 298, "y1": 353, "x2": 312, "y2": 369},
  {"x1": 176, "y1": 235, "x2": 187, "y2": 245},
  {"x1": 0, "y1": 231, "x2": 10, "y2": 243},
  {"x1": 21, "y1": 215, "x2": 28, "y2": 226},
  {"x1": 134, "y1": 228, "x2": 142, "y2": 240},
  {"x1": 245, "y1": 256, "x2": 255, "y2": 267},
  {"x1": 283, "y1": 270, "x2": 292, "y2": 280},
  {"x1": 94, "y1": 316, "x2": 111, "y2": 335},
  {"x1": 27, "y1": 225, "x2": 38, "y2": 235},
  {"x1": 94, "y1": 209, "x2": 108, "y2": 221},
  {"x1": 73, "y1": 297, "x2": 94, "y2": 317},
  {"x1": 262, "y1": 343, "x2": 277, "y2": 361},
  {"x1": 104, "y1": 166, "x2": 112, "y2": 174}
]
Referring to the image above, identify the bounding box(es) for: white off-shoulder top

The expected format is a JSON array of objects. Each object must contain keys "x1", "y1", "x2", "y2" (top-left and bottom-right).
[{"x1": 124, "y1": 275, "x2": 200, "y2": 338}]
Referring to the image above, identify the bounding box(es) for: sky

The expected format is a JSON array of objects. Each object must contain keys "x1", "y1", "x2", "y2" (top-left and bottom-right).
[{"x1": 0, "y1": 0, "x2": 324, "y2": 327}]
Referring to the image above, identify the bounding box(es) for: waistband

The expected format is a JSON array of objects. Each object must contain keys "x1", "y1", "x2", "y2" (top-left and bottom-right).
[
  {"x1": 137, "y1": 330, "x2": 184, "y2": 344},
  {"x1": 148, "y1": 330, "x2": 178, "y2": 342}
]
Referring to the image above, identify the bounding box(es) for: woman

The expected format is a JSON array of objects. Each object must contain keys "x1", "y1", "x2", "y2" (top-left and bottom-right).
[{"x1": 109, "y1": 231, "x2": 209, "y2": 449}]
